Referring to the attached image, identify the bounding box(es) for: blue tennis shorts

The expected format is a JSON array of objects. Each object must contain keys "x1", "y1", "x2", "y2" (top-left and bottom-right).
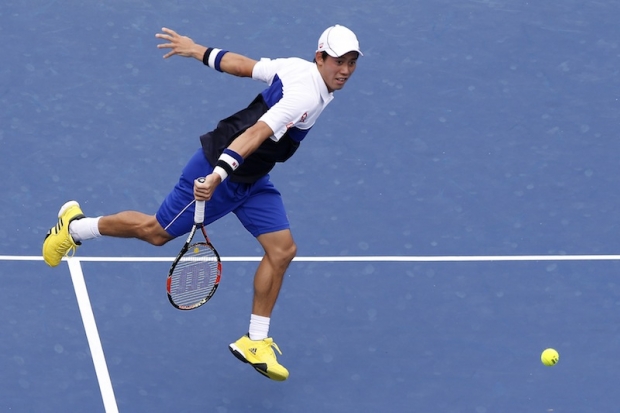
[{"x1": 156, "y1": 148, "x2": 290, "y2": 239}]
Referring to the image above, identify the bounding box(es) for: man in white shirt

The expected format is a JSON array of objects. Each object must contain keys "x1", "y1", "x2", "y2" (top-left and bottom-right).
[{"x1": 43, "y1": 24, "x2": 362, "y2": 381}]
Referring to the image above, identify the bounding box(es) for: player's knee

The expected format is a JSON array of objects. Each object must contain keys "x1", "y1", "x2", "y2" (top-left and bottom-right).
[
  {"x1": 149, "y1": 234, "x2": 171, "y2": 247},
  {"x1": 266, "y1": 241, "x2": 296, "y2": 267},
  {"x1": 286, "y1": 241, "x2": 297, "y2": 261},
  {"x1": 142, "y1": 218, "x2": 172, "y2": 246},
  {"x1": 259, "y1": 231, "x2": 296, "y2": 266},
  {"x1": 277, "y1": 241, "x2": 297, "y2": 264}
]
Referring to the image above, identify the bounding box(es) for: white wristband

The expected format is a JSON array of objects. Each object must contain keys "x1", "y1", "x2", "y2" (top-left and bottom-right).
[{"x1": 213, "y1": 166, "x2": 228, "y2": 182}]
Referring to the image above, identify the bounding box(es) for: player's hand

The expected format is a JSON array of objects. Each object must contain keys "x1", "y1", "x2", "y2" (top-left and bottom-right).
[
  {"x1": 193, "y1": 174, "x2": 221, "y2": 201},
  {"x1": 156, "y1": 27, "x2": 201, "y2": 59}
]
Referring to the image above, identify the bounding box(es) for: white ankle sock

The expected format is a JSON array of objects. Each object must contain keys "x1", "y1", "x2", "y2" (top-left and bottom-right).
[
  {"x1": 69, "y1": 217, "x2": 102, "y2": 242},
  {"x1": 248, "y1": 314, "x2": 270, "y2": 341}
]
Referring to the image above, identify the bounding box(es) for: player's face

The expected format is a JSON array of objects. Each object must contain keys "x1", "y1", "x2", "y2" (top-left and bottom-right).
[{"x1": 316, "y1": 51, "x2": 358, "y2": 92}]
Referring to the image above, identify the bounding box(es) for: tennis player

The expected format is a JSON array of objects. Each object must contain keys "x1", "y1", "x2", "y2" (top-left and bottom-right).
[{"x1": 43, "y1": 24, "x2": 362, "y2": 381}]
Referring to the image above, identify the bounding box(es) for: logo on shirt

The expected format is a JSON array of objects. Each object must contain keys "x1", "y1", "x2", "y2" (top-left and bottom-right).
[{"x1": 286, "y1": 112, "x2": 308, "y2": 129}]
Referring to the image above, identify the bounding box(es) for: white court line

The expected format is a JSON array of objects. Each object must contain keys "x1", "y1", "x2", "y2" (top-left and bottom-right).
[
  {"x1": 3, "y1": 254, "x2": 620, "y2": 262},
  {"x1": 67, "y1": 258, "x2": 119, "y2": 413}
]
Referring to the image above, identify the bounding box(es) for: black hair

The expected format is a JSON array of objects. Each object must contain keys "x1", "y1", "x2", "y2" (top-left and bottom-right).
[{"x1": 313, "y1": 51, "x2": 329, "y2": 63}]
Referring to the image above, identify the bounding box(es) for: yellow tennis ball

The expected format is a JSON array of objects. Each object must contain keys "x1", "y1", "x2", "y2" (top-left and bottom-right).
[{"x1": 541, "y1": 348, "x2": 559, "y2": 366}]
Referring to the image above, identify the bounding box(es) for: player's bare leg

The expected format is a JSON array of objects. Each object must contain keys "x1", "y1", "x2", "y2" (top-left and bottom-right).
[
  {"x1": 228, "y1": 229, "x2": 295, "y2": 381},
  {"x1": 252, "y1": 229, "x2": 297, "y2": 316},
  {"x1": 43, "y1": 202, "x2": 173, "y2": 266},
  {"x1": 99, "y1": 212, "x2": 173, "y2": 246}
]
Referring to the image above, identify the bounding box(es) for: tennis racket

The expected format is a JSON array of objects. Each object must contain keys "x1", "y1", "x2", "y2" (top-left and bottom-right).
[{"x1": 166, "y1": 192, "x2": 222, "y2": 310}]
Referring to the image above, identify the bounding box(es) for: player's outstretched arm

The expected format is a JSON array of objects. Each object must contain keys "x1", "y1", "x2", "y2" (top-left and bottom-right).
[{"x1": 155, "y1": 27, "x2": 257, "y2": 77}]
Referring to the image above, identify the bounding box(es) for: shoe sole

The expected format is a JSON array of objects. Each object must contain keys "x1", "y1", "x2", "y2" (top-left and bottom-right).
[{"x1": 228, "y1": 343, "x2": 250, "y2": 364}]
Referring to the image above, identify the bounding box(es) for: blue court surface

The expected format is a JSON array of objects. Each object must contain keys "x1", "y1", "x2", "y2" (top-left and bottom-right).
[{"x1": 2, "y1": 0, "x2": 620, "y2": 412}]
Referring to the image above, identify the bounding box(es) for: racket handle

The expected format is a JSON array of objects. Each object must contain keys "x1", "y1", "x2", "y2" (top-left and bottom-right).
[
  {"x1": 194, "y1": 177, "x2": 206, "y2": 224},
  {"x1": 194, "y1": 200, "x2": 205, "y2": 224}
]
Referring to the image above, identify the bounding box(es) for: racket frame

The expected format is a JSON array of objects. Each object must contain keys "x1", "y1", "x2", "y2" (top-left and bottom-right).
[{"x1": 166, "y1": 199, "x2": 222, "y2": 310}]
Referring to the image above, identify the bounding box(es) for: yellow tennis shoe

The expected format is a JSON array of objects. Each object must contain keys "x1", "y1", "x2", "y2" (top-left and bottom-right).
[
  {"x1": 229, "y1": 335, "x2": 289, "y2": 381},
  {"x1": 42, "y1": 201, "x2": 85, "y2": 267}
]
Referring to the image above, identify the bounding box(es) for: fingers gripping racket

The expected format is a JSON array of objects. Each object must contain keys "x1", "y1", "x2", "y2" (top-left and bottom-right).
[{"x1": 166, "y1": 193, "x2": 222, "y2": 310}]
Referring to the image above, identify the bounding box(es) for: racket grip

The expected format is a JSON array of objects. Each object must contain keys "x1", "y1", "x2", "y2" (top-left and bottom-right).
[
  {"x1": 194, "y1": 200, "x2": 205, "y2": 224},
  {"x1": 194, "y1": 177, "x2": 206, "y2": 224}
]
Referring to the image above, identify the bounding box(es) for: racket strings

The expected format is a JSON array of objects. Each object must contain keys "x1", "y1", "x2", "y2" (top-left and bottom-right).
[{"x1": 169, "y1": 243, "x2": 220, "y2": 307}]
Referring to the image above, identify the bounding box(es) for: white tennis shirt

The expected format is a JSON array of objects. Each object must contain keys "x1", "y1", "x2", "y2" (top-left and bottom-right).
[{"x1": 252, "y1": 57, "x2": 334, "y2": 142}]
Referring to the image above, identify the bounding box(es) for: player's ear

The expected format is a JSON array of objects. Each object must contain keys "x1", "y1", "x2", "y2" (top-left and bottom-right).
[{"x1": 314, "y1": 51, "x2": 325, "y2": 64}]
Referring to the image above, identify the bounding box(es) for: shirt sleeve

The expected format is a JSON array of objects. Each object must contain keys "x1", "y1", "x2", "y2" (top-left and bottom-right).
[
  {"x1": 252, "y1": 58, "x2": 279, "y2": 84},
  {"x1": 252, "y1": 57, "x2": 318, "y2": 141}
]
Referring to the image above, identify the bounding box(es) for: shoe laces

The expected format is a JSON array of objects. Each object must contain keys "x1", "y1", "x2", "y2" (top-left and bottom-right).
[
  {"x1": 55, "y1": 237, "x2": 77, "y2": 258},
  {"x1": 266, "y1": 339, "x2": 283, "y2": 356}
]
